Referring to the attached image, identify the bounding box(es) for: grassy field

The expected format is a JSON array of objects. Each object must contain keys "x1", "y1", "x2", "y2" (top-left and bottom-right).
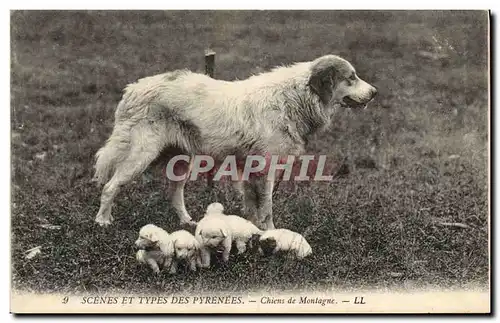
[{"x1": 10, "y1": 10, "x2": 489, "y2": 294}]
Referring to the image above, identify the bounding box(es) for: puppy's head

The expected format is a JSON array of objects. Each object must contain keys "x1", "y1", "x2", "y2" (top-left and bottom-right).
[
  {"x1": 198, "y1": 225, "x2": 228, "y2": 250},
  {"x1": 258, "y1": 237, "x2": 278, "y2": 256},
  {"x1": 206, "y1": 202, "x2": 224, "y2": 216},
  {"x1": 248, "y1": 233, "x2": 262, "y2": 253},
  {"x1": 249, "y1": 233, "x2": 277, "y2": 256},
  {"x1": 135, "y1": 224, "x2": 168, "y2": 250},
  {"x1": 308, "y1": 55, "x2": 377, "y2": 110},
  {"x1": 162, "y1": 231, "x2": 200, "y2": 260}
]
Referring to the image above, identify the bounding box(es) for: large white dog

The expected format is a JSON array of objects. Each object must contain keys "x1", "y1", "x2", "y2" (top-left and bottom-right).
[{"x1": 93, "y1": 54, "x2": 377, "y2": 230}]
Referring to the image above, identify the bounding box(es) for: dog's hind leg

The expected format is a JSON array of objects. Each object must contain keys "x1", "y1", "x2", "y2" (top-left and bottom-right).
[{"x1": 95, "y1": 123, "x2": 164, "y2": 226}]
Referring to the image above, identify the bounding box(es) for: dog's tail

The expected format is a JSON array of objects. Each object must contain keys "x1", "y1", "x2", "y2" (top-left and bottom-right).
[{"x1": 92, "y1": 118, "x2": 133, "y2": 186}]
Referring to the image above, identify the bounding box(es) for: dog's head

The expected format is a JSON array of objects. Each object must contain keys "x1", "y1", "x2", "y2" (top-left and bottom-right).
[
  {"x1": 197, "y1": 224, "x2": 228, "y2": 250},
  {"x1": 308, "y1": 55, "x2": 377, "y2": 110},
  {"x1": 162, "y1": 230, "x2": 200, "y2": 260},
  {"x1": 135, "y1": 224, "x2": 169, "y2": 250},
  {"x1": 205, "y1": 202, "x2": 224, "y2": 216},
  {"x1": 249, "y1": 233, "x2": 277, "y2": 256}
]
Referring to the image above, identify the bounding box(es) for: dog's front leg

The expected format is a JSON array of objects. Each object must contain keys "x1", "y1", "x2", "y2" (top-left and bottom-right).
[
  {"x1": 222, "y1": 236, "x2": 233, "y2": 262},
  {"x1": 240, "y1": 181, "x2": 259, "y2": 224},
  {"x1": 146, "y1": 258, "x2": 161, "y2": 274},
  {"x1": 169, "y1": 259, "x2": 178, "y2": 274},
  {"x1": 235, "y1": 239, "x2": 247, "y2": 254},
  {"x1": 163, "y1": 256, "x2": 173, "y2": 270},
  {"x1": 199, "y1": 247, "x2": 211, "y2": 268},
  {"x1": 167, "y1": 179, "x2": 196, "y2": 227},
  {"x1": 255, "y1": 179, "x2": 275, "y2": 230},
  {"x1": 195, "y1": 253, "x2": 202, "y2": 268},
  {"x1": 189, "y1": 257, "x2": 197, "y2": 271}
]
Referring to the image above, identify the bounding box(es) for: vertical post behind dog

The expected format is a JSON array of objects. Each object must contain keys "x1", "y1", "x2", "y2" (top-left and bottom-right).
[{"x1": 204, "y1": 50, "x2": 216, "y2": 188}]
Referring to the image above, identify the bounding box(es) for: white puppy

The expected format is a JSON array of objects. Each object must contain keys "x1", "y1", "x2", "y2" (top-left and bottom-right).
[
  {"x1": 160, "y1": 229, "x2": 201, "y2": 274},
  {"x1": 252, "y1": 228, "x2": 312, "y2": 259},
  {"x1": 134, "y1": 224, "x2": 170, "y2": 273},
  {"x1": 195, "y1": 203, "x2": 262, "y2": 267},
  {"x1": 195, "y1": 205, "x2": 232, "y2": 267}
]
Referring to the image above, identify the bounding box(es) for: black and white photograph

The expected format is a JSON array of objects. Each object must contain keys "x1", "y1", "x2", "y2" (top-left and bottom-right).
[{"x1": 9, "y1": 10, "x2": 490, "y2": 313}]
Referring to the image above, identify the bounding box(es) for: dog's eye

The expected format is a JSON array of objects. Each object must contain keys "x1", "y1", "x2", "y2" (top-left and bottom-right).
[{"x1": 349, "y1": 74, "x2": 356, "y2": 81}]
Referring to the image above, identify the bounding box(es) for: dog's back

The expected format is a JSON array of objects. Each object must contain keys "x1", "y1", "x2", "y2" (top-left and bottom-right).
[{"x1": 224, "y1": 215, "x2": 262, "y2": 239}]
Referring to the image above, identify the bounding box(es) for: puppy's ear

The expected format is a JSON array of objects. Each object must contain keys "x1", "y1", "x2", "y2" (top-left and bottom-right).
[
  {"x1": 308, "y1": 60, "x2": 337, "y2": 105},
  {"x1": 161, "y1": 237, "x2": 176, "y2": 256},
  {"x1": 195, "y1": 233, "x2": 204, "y2": 246},
  {"x1": 193, "y1": 237, "x2": 201, "y2": 250},
  {"x1": 146, "y1": 231, "x2": 160, "y2": 243}
]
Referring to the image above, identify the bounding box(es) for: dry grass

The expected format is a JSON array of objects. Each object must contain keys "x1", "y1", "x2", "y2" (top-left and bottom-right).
[{"x1": 10, "y1": 10, "x2": 489, "y2": 294}]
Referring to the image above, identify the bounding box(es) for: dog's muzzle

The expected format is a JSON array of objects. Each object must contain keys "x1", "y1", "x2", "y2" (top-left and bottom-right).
[
  {"x1": 342, "y1": 87, "x2": 377, "y2": 109},
  {"x1": 342, "y1": 96, "x2": 369, "y2": 109}
]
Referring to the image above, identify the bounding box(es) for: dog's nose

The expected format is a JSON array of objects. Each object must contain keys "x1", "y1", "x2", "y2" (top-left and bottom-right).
[{"x1": 370, "y1": 87, "x2": 378, "y2": 99}]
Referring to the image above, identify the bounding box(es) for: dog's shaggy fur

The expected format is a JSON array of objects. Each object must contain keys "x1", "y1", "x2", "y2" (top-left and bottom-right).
[{"x1": 93, "y1": 54, "x2": 376, "y2": 230}]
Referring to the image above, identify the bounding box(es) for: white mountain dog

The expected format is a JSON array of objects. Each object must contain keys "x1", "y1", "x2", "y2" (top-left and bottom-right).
[{"x1": 93, "y1": 55, "x2": 377, "y2": 230}]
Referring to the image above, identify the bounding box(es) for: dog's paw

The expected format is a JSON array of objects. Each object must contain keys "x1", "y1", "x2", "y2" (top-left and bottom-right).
[
  {"x1": 95, "y1": 213, "x2": 113, "y2": 227},
  {"x1": 95, "y1": 218, "x2": 112, "y2": 227},
  {"x1": 180, "y1": 219, "x2": 198, "y2": 227}
]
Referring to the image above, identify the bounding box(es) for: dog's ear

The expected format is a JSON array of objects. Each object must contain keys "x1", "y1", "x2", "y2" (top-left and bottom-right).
[
  {"x1": 193, "y1": 237, "x2": 201, "y2": 250},
  {"x1": 147, "y1": 231, "x2": 160, "y2": 243},
  {"x1": 161, "y1": 237, "x2": 176, "y2": 256},
  {"x1": 308, "y1": 60, "x2": 337, "y2": 105},
  {"x1": 196, "y1": 232, "x2": 206, "y2": 244}
]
